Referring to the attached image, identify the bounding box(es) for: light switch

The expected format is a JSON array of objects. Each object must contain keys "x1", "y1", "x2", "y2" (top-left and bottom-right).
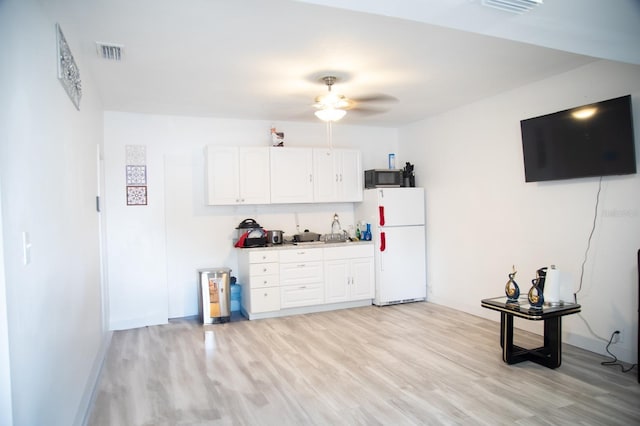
[{"x1": 22, "y1": 231, "x2": 31, "y2": 265}]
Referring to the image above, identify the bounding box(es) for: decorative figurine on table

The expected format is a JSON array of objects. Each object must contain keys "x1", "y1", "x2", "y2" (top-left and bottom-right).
[
  {"x1": 504, "y1": 265, "x2": 520, "y2": 302},
  {"x1": 527, "y1": 267, "x2": 547, "y2": 309}
]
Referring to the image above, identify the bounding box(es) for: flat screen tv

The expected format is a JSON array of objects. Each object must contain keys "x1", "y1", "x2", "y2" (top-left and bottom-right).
[{"x1": 520, "y1": 94, "x2": 636, "y2": 182}]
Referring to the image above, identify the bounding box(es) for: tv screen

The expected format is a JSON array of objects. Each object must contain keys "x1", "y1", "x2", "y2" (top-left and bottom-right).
[{"x1": 520, "y1": 94, "x2": 636, "y2": 182}]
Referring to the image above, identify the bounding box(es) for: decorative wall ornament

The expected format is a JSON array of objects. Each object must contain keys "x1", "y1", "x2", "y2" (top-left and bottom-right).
[
  {"x1": 125, "y1": 145, "x2": 147, "y2": 165},
  {"x1": 126, "y1": 165, "x2": 147, "y2": 185},
  {"x1": 125, "y1": 145, "x2": 148, "y2": 206},
  {"x1": 126, "y1": 186, "x2": 148, "y2": 206},
  {"x1": 56, "y1": 23, "x2": 82, "y2": 110}
]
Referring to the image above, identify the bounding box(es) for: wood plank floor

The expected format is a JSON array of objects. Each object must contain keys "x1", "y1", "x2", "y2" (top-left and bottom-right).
[{"x1": 87, "y1": 302, "x2": 639, "y2": 425}]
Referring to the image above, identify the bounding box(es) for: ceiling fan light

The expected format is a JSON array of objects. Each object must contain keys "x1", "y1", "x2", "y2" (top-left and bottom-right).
[
  {"x1": 315, "y1": 93, "x2": 348, "y2": 109},
  {"x1": 315, "y1": 108, "x2": 346, "y2": 122}
]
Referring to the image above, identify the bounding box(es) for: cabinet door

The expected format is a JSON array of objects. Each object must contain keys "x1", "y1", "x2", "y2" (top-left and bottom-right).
[
  {"x1": 238, "y1": 147, "x2": 271, "y2": 204},
  {"x1": 325, "y1": 259, "x2": 349, "y2": 303},
  {"x1": 205, "y1": 146, "x2": 240, "y2": 205},
  {"x1": 350, "y1": 257, "x2": 374, "y2": 300},
  {"x1": 250, "y1": 287, "x2": 281, "y2": 313},
  {"x1": 313, "y1": 148, "x2": 338, "y2": 202},
  {"x1": 270, "y1": 147, "x2": 313, "y2": 203},
  {"x1": 339, "y1": 149, "x2": 363, "y2": 202}
]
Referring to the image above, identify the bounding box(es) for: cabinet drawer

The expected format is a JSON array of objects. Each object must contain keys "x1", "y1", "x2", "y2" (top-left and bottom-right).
[
  {"x1": 281, "y1": 282, "x2": 324, "y2": 308},
  {"x1": 279, "y1": 248, "x2": 323, "y2": 263},
  {"x1": 250, "y1": 287, "x2": 281, "y2": 313},
  {"x1": 249, "y1": 274, "x2": 278, "y2": 289},
  {"x1": 249, "y1": 262, "x2": 279, "y2": 276},
  {"x1": 248, "y1": 251, "x2": 279, "y2": 263},
  {"x1": 324, "y1": 244, "x2": 373, "y2": 261},
  {"x1": 280, "y1": 261, "x2": 323, "y2": 286}
]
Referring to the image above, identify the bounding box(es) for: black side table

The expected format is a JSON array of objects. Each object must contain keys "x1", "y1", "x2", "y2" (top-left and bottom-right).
[{"x1": 481, "y1": 296, "x2": 581, "y2": 369}]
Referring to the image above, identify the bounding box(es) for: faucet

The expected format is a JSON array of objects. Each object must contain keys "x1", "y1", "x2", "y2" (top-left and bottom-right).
[{"x1": 331, "y1": 213, "x2": 341, "y2": 234}]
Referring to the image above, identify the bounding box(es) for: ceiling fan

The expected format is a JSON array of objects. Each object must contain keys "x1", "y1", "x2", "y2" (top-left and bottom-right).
[{"x1": 312, "y1": 75, "x2": 395, "y2": 122}]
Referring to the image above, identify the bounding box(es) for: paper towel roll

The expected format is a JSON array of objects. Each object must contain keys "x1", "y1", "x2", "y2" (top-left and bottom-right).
[
  {"x1": 543, "y1": 265, "x2": 574, "y2": 305},
  {"x1": 544, "y1": 266, "x2": 561, "y2": 304}
]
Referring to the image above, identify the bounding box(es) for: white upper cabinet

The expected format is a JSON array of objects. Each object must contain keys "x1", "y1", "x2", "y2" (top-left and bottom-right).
[
  {"x1": 339, "y1": 149, "x2": 363, "y2": 202},
  {"x1": 206, "y1": 145, "x2": 362, "y2": 205},
  {"x1": 270, "y1": 147, "x2": 314, "y2": 203},
  {"x1": 205, "y1": 146, "x2": 270, "y2": 205},
  {"x1": 313, "y1": 148, "x2": 362, "y2": 202},
  {"x1": 312, "y1": 148, "x2": 336, "y2": 202}
]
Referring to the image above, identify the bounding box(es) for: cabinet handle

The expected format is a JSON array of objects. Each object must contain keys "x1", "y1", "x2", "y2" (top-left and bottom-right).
[
  {"x1": 297, "y1": 264, "x2": 306, "y2": 268},
  {"x1": 335, "y1": 174, "x2": 339, "y2": 182},
  {"x1": 309, "y1": 174, "x2": 313, "y2": 182},
  {"x1": 299, "y1": 286, "x2": 307, "y2": 289},
  {"x1": 339, "y1": 174, "x2": 343, "y2": 182},
  {"x1": 297, "y1": 251, "x2": 305, "y2": 255},
  {"x1": 263, "y1": 268, "x2": 267, "y2": 272},
  {"x1": 264, "y1": 293, "x2": 268, "y2": 297},
  {"x1": 263, "y1": 280, "x2": 267, "y2": 284}
]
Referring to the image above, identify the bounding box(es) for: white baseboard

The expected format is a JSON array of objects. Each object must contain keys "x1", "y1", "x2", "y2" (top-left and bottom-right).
[
  {"x1": 109, "y1": 314, "x2": 169, "y2": 331},
  {"x1": 74, "y1": 331, "x2": 113, "y2": 426}
]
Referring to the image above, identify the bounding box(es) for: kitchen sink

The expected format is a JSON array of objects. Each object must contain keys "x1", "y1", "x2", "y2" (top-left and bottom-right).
[
  {"x1": 322, "y1": 233, "x2": 348, "y2": 243},
  {"x1": 290, "y1": 241, "x2": 325, "y2": 246}
]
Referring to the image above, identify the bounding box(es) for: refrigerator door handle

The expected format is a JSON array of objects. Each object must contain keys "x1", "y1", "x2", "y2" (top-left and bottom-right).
[
  {"x1": 380, "y1": 231, "x2": 386, "y2": 252},
  {"x1": 379, "y1": 206, "x2": 385, "y2": 226}
]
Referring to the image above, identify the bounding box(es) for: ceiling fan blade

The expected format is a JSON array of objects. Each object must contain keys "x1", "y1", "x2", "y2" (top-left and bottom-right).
[
  {"x1": 348, "y1": 106, "x2": 389, "y2": 116},
  {"x1": 351, "y1": 94, "x2": 398, "y2": 104}
]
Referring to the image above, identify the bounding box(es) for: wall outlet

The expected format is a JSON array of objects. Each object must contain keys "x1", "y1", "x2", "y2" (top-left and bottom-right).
[{"x1": 612, "y1": 329, "x2": 624, "y2": 344}]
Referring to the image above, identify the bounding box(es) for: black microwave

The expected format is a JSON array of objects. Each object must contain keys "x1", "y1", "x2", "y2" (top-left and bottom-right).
[{"x1": 364, "y1": 169, "x2": 402, "y2": 188}]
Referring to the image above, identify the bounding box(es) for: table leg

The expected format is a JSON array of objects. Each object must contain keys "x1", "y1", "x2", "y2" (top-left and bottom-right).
[
  {"x1": 543, "y1": 316, "x2": 562, "y2": 368},
  {"x1": 501, "y1": 312, "x2": 514, "y2": 363}
]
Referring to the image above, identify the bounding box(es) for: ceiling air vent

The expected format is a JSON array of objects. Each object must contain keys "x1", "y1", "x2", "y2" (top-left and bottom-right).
[
  {"x1": 481, "y1": 0, "x2": 543, "y2": 14},
  {"x1": 96, "y1": 42, "x2": 123, "y2": 61}
]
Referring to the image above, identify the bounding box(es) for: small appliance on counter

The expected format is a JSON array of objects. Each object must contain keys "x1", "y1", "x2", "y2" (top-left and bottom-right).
[
  {"x1": 293, "y1": 230, "x2": 321, "y2": 242},
  {"x1": 266, "y1": 230, "x2": 284, "y2": 245},
  {"x1": 234, "y1": 218, "x2": 266, "y2": 248}
]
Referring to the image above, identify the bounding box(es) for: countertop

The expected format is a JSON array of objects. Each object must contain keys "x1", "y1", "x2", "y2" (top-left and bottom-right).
[{"x1": 237, "y1": 240, "x2": 373, "y2": 251}]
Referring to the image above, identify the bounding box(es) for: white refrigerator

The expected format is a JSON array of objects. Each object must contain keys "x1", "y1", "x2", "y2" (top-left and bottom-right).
[{"x1": 355, "y1": 188, "x2": 427, "y2": 305}]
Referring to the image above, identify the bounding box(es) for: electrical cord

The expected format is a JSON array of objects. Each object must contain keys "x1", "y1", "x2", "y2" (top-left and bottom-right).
[
  {"x1": 574, "y1": 176, "x2": 603, "y2": 303},
  {"x1": 600, "y1": 331, "x2": 638, "y2": 373},
  {"x1": 577, "y1": 313, "x2": 608, "y2": 342}
]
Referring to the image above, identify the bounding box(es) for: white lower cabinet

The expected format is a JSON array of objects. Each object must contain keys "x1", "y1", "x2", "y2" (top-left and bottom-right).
[
  {"x1": 249, "y1": 287, "x2": 281, "y2": 313},
  {"x1": 324, "y1": 245, "x2": 374, "y2": 303},
  {"x1": 279, "y1": 248, "x2": 324, "y2": 308},
  {"x1": 238, "y1": 243, "x2": 373, "y2": 320},
  {"x1": 238, "y1": 250, "x2": 280, "y2": 315}
]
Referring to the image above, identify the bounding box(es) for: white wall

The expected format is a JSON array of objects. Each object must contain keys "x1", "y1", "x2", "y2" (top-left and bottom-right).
[
  {"x1": 0, "y1": 181, "x2": 12, "y2": 426},
  {"x1": 0, "y1": 0, "x2": 109, "y2": 424},
  {"x1": 400, "y1": 60, "x2": 640, "y2": 363},
  {"x1": 104, "y1": 112, "x2": 398, "y2": 325}
]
